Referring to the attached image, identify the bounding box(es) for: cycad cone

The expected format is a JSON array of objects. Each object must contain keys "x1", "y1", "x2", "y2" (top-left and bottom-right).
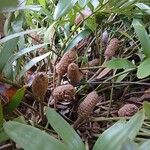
[{"x1": 32, "y1": 72, "x2": 48, "y2": 100}]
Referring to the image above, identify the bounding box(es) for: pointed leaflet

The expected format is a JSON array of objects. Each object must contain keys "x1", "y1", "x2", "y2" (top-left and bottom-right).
[
  {"x1": 46, "y1": 107, "x2": 85, "y2": 150},
  {"x1": 64, "y1": 29, "x2": 91, "y2": 52},
  {"x1": 0, "y1": 0, "x2": 18, "y2": 10},
  {"x1": 139, "y1": 140, "x2": 150, "y2": 150},
  {"x1": 137, "y1": 58, "x2": 150, "y2": 79},
  {"x1": 18, "y1": 52, "x2": 51, "y2": 78},
  {"x1": 78, "y1": 0, "x2": 90, "y2": 8},
  {"x1": 93, "y1": 120, "x2": 126, "y2": 150},
  {"x1": 106, "y1": 58, "x2": 136, "y2": 69},
  {"x1": 132, "y1": 19, "x2": 150, "y2": 58},
  {"x1": 121, "y1": 139, "x2": 139, "y2": 150},
  {"x1": 54, "y1": 0, "x2": 77, "y2": 20},
  {"x1": 0, "y1": 28, "x2": 43, "y2": 43},
  {"x1": 3, "y1": 121, "x2": 67, "y2": 150},
  {"x1": 4, "y1": 43, "x2": 48, "y2": 69},
  {"x1": 4, "y1": 87, "x2": 25, "y2": 113},
  {"x1": 93, "y1": 111, "x2": 144, "y2": 150},
  {"x1": 143, "y1": 101, "x2": 150, "y2": 120}
]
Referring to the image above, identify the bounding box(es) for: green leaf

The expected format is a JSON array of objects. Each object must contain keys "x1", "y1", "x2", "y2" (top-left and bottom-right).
[
  {"x1": 132, "y1": 19, "x2": 150, "y2": 58},
  {"x1": 0, "y1": 128, "x2": 9, "y2": 143},
  {"x1": 64, "y1": 29, "x2": 91, "y2": 52},
  {"x1": 93, "y1": 120, "x2": 126, "y2": 150},
  {"x1": 3, "y1": 5, "x2": 41, "y2": 12},
  {"x1": 140, "y1": 140, "x2": 150, "y2": 150},
  {"x1": 78, "y1": 0, "x2": 90, "y2": 8},
  {"x1": 121, "y1": 139, "x2": 139, "y2": 150},
  {"x1": 3, "y1": 121, "x2": 67, "y2": 150},
  {"x1": 0, "y1": 38, "x2": 18, "y2": 72},
  {"x1": 4, "y1": 43, "x2": 48, "y2": 70},
  {"x1": 4, "y1": 87, "x2": 26, "y2": 114},
  {"x1": 18, "y1": 52, "x2": 51, "y2": 78},
  {"x1": 46, "y1": 107, "x2": 85, "y2": 150},
  {"x1": 38, "y1": 0, "x2": 46, "y2": 7},
  {"x1": 0, "y1": 102, "x2": 3, "y2": 128},
  {"x1": 137, "y1": 58, "x2": 150, "y2": 79},
  {"x1": 93, "y1": 111, "x2": 144, "y2": 150},
  {"x1": 106, "y1": 58, "x2": 136, "y2": 69},
  {"x1": 135, "y1": 3, "x2": 150, "y2": 15},
  {"x1": 0, "y1": 28, "x2": 43, "y2": 43},
  {"x1": 0, "y1": 0, "x2": 18, "y2": 10},
  {"x1": 54, "y1": 0, "x2": 77, "y2": 20},
  {"x1": 143, "y1": 101, "x2": 150, "y2": 120}
]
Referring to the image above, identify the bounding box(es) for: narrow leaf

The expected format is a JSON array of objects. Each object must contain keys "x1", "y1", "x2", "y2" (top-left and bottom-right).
[
  {"x1": 54, "y1": 0, "x2": 77, "y2": 20},
  {"x1": 93, "y1": 111, "x2": 144, "y2": 150},
  {"x1": 0, "y1": 38, "x2": 18, "y2": 72},
  {"x1": 64, "y1": 29, "x2": 91, "y2": 52},
  {"x1": 0, "y1": 28, "x2": 43, "y2": 43},
  {"x1": 0, "y1": 0, "x2": 18, "y2": 10},
  {"x1": 4, "y1": 43, "x2": 48, "y2": 69},
  {"x1": 143, "y1": 101, "x2": 150, "y2": 120},
  {"x1": 46, "y1": 107, "x2": 85, "y2": 150},
  {"x1": 140, "y1": 140, "x2": 150, "y2": 150},
  {"x1": 121, "y1": 139, "x2": 138, "y2": 150},
  {"x1": 135, "y1": 3, "x2": 150, "y2": 15},
  {"x1": 18, "y1": 52, "x2": 51, "y2": 78},
  {"x1": 4, "y1": 87, "x2": 25, "y2": 113},
  {"x1": 78, "y1": 0, "x2": 90, "y2": 8},
  {"x1": 3, "y1": 121, "x2": 67, "y2": 150},
  {"x1": 93, "y1": 120, "x2": 126, "y2": 150},
  {"x1": 3, "y1": 5, "x2": 41, "y2": 12},
  {"x1": 106, "y1": 58, "x2": 136, "y2": 69},
  {"x1": 0, "y1": 128, "x2": 9, "y2": 143},
  {"x1": 132, "y1": 19, "x2": 150, "y2": 58},
  {"x1": 137, "y1": 58, "x2": 150, "y2": 79}
]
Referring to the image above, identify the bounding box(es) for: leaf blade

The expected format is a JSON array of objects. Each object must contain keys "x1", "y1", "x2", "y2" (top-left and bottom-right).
[
  {"x1": 132, "y1": 19, "x2": 150, "y2": 58},
  {"x1": 3, "y1": 121, "x2": 67, "y2": 150},
  {"x1": 46, "y1": 107, "x2": 85, "y2": 150}
]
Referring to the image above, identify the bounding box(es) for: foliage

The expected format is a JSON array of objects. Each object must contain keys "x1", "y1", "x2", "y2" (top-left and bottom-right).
[
  {"x1": 1, "y1": 0, "x2": 150, "y2": 149},
  {"x1": 2, "y1": 106, "x2": 150, "y2": 150}
]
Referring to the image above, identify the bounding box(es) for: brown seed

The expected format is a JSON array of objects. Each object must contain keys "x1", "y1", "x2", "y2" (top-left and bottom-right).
[
  {"x1": 56, "y1": 48, "x2": 77, "y2": 76},
  {"x1": 67, "y1": 63, "x2": 83, "y2": 86},
  {"x1": 53, "y1": 84, "x2": 75, "y2": 101},
  {"x1": 118, "y1": 104, "x2": 138, "y2": 117},
  {"x1": 77, "y1": 91, "x2": 99, "y2": 118},
  {"x1": 32, "y1": 72, "x2": 48, "y2": 100},
  {"x1": 88, "y1": 59, "x2": 100, "y2": 67},
  {"x1": 104, "y1": 38, "x2": 120, "y2": 59}
]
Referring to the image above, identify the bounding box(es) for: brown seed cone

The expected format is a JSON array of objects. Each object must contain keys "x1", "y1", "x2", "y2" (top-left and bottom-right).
[
  {"x1": 104, "y1": 38, "x2": 120, "y2": 59},
  {"x1": 32, "y1": 72, "x2": 48, "y2": 100},
  {"x1": 118, "y1": 104, "x2": 138, "y2": 117},
  {"x1": 53, "y1": 84, "x2": 75, "y2": 101},
  {"x1": 77, "y1": 91, "x2": 99, "y2": 118},
  {"x1": 88, "y1": 59, "x2": 100, "y2": 67},
  {"x1": 56, "y1": 48, "x2": 77, "y2": 76},
  {"x1": 67, "y1": 63, "x2": 83, "y2": 86}
]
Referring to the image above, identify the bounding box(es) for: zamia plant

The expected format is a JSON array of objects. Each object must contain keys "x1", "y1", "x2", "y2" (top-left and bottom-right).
[{"x1": 2, "y1": 105, "x2": 150, "y2": 150}]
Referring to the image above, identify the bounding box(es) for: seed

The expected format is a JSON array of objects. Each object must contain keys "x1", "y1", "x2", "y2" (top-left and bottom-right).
[
  {"x1": 67, "y1": 63, "x2": 83, "y2": 86},
  {"x1": 118, "y1": 104, "x2": 138, "y2": 117},
  {"x1": 104, "y1": 38, "x2": 120, "y2": 59},
  {"x1": 53, "y1": 84, "x2": 75, "y2": 101},
  {"x1": 77, "y1": 91, "x2": 99, "y2": 118},
  {"x1": 56, "y1": 48, "x2": 77, "y2": 76},
  {"x1": 32, "y1": 72, "x2": 48, "y2": 100}
]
